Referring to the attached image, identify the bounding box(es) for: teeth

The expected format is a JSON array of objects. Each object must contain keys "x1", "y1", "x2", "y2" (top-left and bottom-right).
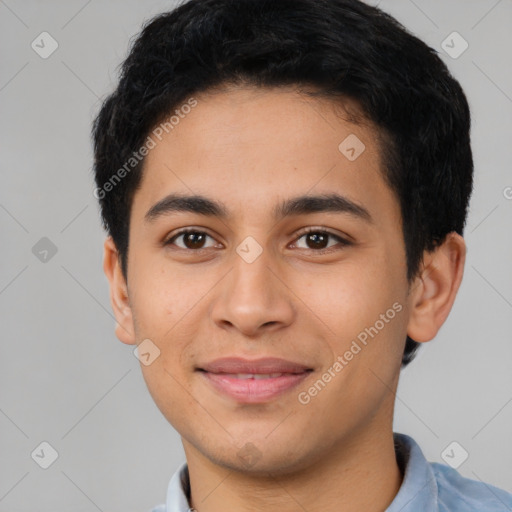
[{"x1": 224, "y1": 373, "x2": 285, "y2": 379}]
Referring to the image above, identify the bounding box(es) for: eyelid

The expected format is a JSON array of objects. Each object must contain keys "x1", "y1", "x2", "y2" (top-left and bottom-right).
[
  {"x1": 293, "y1": 226, "x2": 352, "y2": 242},
  {"x1": 164, "y1": 227, "x2": 220, "y2": 249},
  {"x1": 290, "y1": 226, "x2": 352, "y2": 251},
  {"x1": 164, "y1": 226, "x2": 352, "y2": 252}
]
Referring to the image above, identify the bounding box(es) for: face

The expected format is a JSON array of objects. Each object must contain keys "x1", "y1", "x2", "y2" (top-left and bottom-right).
[{"x1": 111, "y1": 86, "x2": 415, "y2": 474}]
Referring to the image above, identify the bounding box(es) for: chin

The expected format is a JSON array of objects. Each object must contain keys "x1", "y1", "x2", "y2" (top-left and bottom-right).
[{"x1": 195, "y1": 433, "x2": 319, "y2": 477}]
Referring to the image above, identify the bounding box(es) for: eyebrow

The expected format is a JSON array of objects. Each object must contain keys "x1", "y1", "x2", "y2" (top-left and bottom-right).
[{"x1": 144, "y1": 192, "x2": 373, "y2": 224}]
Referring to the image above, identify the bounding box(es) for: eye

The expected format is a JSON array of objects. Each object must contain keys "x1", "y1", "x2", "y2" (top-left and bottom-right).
[
  {"x1": 164, "y1": 229, "x2": 219, "y2": 250},
  {"x1": 163, "y1": 227, "x2": 352, "y2": 253},
  {"x1": 291, "y1": 228, "x2": 351, "y2": 253}
]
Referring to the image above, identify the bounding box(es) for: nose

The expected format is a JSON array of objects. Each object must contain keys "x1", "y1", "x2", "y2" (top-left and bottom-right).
[{"x1": 210, "y1": 246, "x2": 296, "y2": 337}]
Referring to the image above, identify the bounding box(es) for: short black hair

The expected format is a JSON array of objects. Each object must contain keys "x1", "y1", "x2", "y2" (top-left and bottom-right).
[{"x1": 92, "y1": 0, "x2": 473, "y2": 368}]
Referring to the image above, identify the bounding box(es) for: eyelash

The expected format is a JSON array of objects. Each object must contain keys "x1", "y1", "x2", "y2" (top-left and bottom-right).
[{"x1": 163, "y1": 227, "x2": 352, "y2": 254}]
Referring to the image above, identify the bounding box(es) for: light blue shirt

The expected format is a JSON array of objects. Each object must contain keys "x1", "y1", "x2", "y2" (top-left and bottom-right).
[{"x1": 149, "y1": 432, "x2": 512, "y2": 511}]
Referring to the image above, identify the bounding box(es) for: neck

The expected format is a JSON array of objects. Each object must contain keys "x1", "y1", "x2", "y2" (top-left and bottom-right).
[{"x1": 183, "y1": 422, "x2": 403, "y2": 512}]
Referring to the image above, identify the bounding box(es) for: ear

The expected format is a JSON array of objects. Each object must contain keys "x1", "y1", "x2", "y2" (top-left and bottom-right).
[
  {"x1": 103, "y1": 236, "x2": 136, "y2": 345},
  {"x1": 406, "y1": 232, "x2": 466, "y2": 343}
]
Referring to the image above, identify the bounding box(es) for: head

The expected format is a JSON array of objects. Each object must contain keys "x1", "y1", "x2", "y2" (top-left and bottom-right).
[{"x1": 94, "y1": 0, "x2": 472, "y2": 474}]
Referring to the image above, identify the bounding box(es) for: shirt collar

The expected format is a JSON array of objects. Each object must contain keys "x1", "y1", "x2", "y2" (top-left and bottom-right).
[
  {"x1": 386, "y1": 432, "x2": 439, "y2": 512},
  {"x1": 165, "y1": 432, "x2": 439, "y2": 512},
  {"x1": 165, "y1": 459, "x2": 192, "y2": 512}
]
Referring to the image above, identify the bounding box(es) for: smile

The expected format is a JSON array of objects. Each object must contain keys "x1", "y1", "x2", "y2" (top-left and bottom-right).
[
  {"x1": 196, "y1": 357, "x2": 314, "y2": 403},
  {"x1": 199, "y1": 371, "x2": 312, "y2": 403}
]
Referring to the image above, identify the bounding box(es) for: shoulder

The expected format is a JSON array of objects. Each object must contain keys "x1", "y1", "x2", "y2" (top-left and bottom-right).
[{"x1": 432, "y1": 462, "x2": 512, "y2": 512}]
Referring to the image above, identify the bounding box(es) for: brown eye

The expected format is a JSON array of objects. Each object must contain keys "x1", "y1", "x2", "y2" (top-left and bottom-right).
[
  {"x1": 293, "y1": 229, "x2": 351, "y2": 252},
  {"x1": 304, "y1": 232, "x2": 329, "y2": 249},
  {"x1": 165, "y1": 230, "x2": 217, "y2": 250}
]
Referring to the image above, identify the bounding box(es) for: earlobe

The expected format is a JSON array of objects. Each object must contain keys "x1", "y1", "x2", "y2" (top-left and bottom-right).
[
  {"x1": 406, "y1": 232, "x2": 466, "y2": 343},
  {"x1": 103, "y1": 237, "x2": 137, "y2": 345}
]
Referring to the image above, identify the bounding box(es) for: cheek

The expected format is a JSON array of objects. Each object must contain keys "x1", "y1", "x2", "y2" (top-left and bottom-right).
[
  {"x1": 130, "y1": 260, "x2": 194, "y2": 332},
  {"x1": 306, "y1": 255, "x2": 406, "y2": 360},
  {"x1": 306, "y1": 262, "x2": 392, "y2": 327},
  {"x1": 130, "y1": 264, "x2": 213, "y2": 372},
  {"x1": 139, "y1": 360, "x2": 198, "y2": 436},
  {"x1": 304, "y1": 267, "x2": 405, "y2": 426}
]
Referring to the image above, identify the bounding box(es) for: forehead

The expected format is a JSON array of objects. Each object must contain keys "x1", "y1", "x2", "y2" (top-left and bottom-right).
[{"x1": 131, "y1": 86, "x2": 399, "y2": 229}]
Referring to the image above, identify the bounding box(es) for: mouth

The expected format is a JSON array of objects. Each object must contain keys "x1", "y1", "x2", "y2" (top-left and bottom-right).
[{"x1": 196, "y1": 357, "x2": 314, "y2": 403}]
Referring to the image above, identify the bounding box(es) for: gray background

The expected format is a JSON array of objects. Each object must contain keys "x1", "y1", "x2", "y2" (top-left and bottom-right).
[{"x1": 1, "y1": 0, "x2": 511, "y2": 510}]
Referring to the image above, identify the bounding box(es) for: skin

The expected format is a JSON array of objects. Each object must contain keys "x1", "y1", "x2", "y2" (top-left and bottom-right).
[{"x1": 103, "y1": 85, "x2": 466, "y2": 512}]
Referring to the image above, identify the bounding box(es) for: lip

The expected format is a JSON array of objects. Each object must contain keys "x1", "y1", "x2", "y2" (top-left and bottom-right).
[
  {"x1": 197, "y1": 357, "x2": 313, "y2": 403},
  {"x1": 198, "y1": 357, "x2": 312, "y2": 374}
]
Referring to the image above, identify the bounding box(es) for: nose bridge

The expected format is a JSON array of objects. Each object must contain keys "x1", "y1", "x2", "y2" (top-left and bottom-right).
[
  {"x1": 232, "y1": 240, "x2": 273, "y2": 298},
  {"x1": 211, "y1": 239, "x2": 295, "y2": 334}
]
